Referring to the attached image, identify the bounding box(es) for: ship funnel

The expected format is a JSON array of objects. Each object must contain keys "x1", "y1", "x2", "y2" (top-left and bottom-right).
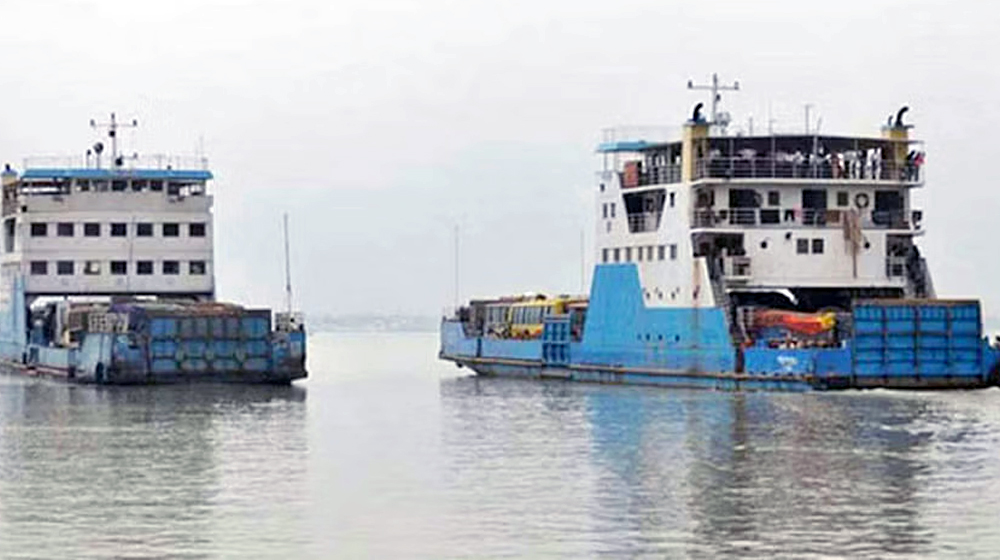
[
  {"x1": 691, "y1": 102, "x2": 704, "y2": 123},
  {"x1": 895, "y1": 106, "x2": 909, "y2": 128}
]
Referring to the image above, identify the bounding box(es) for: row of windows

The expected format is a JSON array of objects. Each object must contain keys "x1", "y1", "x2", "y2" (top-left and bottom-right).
[
  {"x1": 602, "y1": 244, "x2": 678, "y2": 264},
  {"x1": 746, "y1": 190, "x2": 862, "y2": 208},
  {"x1": 796, "y1": 238, "x2": 825, "y2": 255},
  {"x1": 29, "y1": 222, "x2": 207, "y2": 238},
  {"x1": 29, "y1": 260, "x2": 208, "y2": 276}
]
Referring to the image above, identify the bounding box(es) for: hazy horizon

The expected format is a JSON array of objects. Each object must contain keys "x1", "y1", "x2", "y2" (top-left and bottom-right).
[{"x1": 1, "y1": 0, "x2": 998, "y2": 322}]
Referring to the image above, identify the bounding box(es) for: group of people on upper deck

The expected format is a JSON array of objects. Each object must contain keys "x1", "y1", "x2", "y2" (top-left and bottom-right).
[{"x1": 696, "y1": 145, "x2": 924, "y2": 182}]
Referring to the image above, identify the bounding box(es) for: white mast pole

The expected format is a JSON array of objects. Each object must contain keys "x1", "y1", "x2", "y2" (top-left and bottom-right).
[{"x1": 284, "y1": 213, "x2": 293, "y2": 313}]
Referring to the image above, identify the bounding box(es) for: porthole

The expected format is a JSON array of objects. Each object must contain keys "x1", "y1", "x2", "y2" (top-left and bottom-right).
[
  {"x1": 674, "y1": 335, "x2": 680, "y2": 342},
  {"x1": 760, "y1": 240, "x2": 768, "y2": 249}
]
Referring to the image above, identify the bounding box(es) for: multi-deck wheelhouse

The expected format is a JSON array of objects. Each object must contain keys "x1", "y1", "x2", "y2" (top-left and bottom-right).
[
  {"x1": 2, "y1": 160, "x2": 215, "y2": 302},
  {"x1": 596, "y1": 107, "x2": 928, "y2": 317}
]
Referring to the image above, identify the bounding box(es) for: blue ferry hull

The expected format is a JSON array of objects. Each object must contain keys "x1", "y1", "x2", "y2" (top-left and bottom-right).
[
  {"x1": 440, "y1": 265, "x2": 1000, "y2": 392},
  {"x1": 0, "y1": 275, "x2": 306, "y2": 385}
]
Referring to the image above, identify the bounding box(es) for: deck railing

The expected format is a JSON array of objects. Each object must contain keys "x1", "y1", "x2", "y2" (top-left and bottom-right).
[
  {"x1": 693, "y1": 157, "x2": 921, "y2": 183},
  {"x1": 23, "y1": 154, "x2": 210, "y2": 171},
  {"x1": 724, "y1": 256, "x2": 752, "y2": 282},
  {"x1": 692, "y1": 209, "x2": 921, "y2": 231},
  {"x1": 627, "y1": 212, "x2": 662, "y2": 233}
]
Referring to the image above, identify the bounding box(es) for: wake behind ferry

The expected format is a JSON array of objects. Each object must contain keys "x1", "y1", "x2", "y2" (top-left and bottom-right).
[
  {"x1": 0, "y1": 115, "x2": 306, "y2": 384},
  {"x1": 440, "y1": 78, "x2": 1000, "y2": 391}
]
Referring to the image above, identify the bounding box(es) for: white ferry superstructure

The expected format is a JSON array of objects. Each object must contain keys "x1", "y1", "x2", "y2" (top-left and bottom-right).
[{"x1": 0, "y1": 114, "x2": 306, "y2": 384}]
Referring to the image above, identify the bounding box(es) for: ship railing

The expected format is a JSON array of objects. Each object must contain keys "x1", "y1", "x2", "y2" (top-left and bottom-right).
[
  {"x1": 23, "y1": 154, "x2": 210, "y2": 171},
  {"x1": 275, "y1": 312, "x2": 306, "y2": 332},
  {"x1": 693, "y1": 157, "x2": 921, "y2": 183},
  {"x1": 723, "y1": 256, "x2": 752, "y2": 282},
  {"x1": 88, "y1": 312, "x2": 130, "y2": 333},
  {"x1": 886, "y1": 256, "x2": 908, "y2": 278},
  {"x1": 619, "y1": 165, "x2": 683, "y2": 188},
  {"x1": 600, "y1": 125, "x2": 679, "y2": 145},
  {"x1": 692, "y1": 208, "x2": 922, "y2": 231},
  {"x1": 627, "y1": 212, "x2": 661, "y2": 233},
  {"x1": 637, "y1": 165, "x2": 682, "y2": 186}
]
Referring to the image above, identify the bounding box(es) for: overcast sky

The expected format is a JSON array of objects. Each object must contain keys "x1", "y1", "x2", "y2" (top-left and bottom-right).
[{"x1": 0, "y1": 0, "x2": 998, "y2": 322}]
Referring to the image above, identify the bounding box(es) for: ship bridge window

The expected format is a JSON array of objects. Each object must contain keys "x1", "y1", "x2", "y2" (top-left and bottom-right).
[
  {"x1": 150, "y1": 180, "x2": 163, "y2": 192},
  {"x1": 163, "y1": 260, "x2": 180, "y2": 275},
  {"x1": 30, "y1": 223, "x2": 46, "y2": 237},
  {"x1": 189, "y1": 223, "x2": 206, "y2": 237},
  {"x1": 110, "y1": 261, "x2": 127, "y2": 275},
  {"x1": 189, "y1": 261, "x2": 207, "y2": 275},
  {"x1": 30, "y1": 261, "x2": 47, "y2": 275},
  {"x1": 163, "y1": 223, "x2": 179, "y2": 237},
  {"x1": 111, "y1": 180, "x2": 127, "y2": 192},
  {"x1": 57, "y1": 223, "x2": 73, "y2": 237},
  {"x1": 137, "y1": 261, "x2": 153, "y2": 275},
  {"x1": 84, "y1": 223, "x2": 100, "y2": 237},
  {"x1": 56, "y1": 261, "x2": 73, "y2": 275},
  {"x1": 132, "y1": 180, "x2": 147, "y2": 192},
  {"x1": 136, "y1": 223, "x2": 153, "y2": 237},
  {"x1": 84, "y1": 261, "x2": 100, "y2": 275},
  {"x1": 111, "y1": 223, "x2": 127, "y2": 237}
]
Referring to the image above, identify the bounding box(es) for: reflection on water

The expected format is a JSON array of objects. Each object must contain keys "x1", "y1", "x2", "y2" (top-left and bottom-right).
[
  {"x1": 1, "y1": 333, "x2": 999, "y2": 559},
  {"x1": 440, "y1": 376, "x2": 1000, "y2": 559},
  {"x1": 0, "y1": 377, "x2": 307, "y2": 559}
]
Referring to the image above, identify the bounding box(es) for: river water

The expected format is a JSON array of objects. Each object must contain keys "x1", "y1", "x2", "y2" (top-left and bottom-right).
[{"x1": 0, "y1": 332, "x2": 998, "y2": 559}]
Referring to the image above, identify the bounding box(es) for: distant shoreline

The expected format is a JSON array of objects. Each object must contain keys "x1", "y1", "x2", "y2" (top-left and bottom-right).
[{"x1": 306, "y1": 315, "x2": 439, "y2": 334}]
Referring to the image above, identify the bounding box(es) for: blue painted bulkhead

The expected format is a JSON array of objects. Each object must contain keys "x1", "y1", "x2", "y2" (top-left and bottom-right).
[
  {"x1": 574, "y1": 265, "x2": 734, "y2": 373},
  {"x1": 851, "y1": 300, "x2": 993, "y2": 384}
]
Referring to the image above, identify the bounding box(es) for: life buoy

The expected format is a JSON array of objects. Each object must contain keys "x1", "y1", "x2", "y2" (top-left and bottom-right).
[{"x1": 855, "y1": 193, "x2": 870, "y2": 209}]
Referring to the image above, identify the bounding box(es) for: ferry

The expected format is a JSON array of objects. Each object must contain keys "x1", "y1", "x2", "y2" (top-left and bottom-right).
[
  {"x1": 440, "y1": 77, "x2": 1000, "y2": 391},
  {"x1": 0, "y1": 115, "x2": 307, "y2": 384}
]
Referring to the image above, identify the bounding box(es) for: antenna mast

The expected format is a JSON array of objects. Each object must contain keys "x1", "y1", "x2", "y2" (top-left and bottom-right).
[
  {"x1": 687, "y1": 73, "x2": 740, "y2": 129},
  {"x1": 283, "y1": 213, "x2": 293, "y2": 313},
  {"x1": 90, "y1": 113, "x2": 138, "y2": 167},
  {"x1": 453, "y1": 223, "x2": 460, "y2": 310}
]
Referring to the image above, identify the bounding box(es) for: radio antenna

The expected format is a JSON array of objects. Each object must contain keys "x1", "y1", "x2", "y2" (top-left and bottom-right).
[
  {"x1": 90, "y1": 113, "x2": 138, "y2": 168},
  {"x1": 687, "y1": 73, "x2": 740, "y2": 128},
  {"x1": 284, "y1": 213, "x2": 293, "y2": 313}
]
